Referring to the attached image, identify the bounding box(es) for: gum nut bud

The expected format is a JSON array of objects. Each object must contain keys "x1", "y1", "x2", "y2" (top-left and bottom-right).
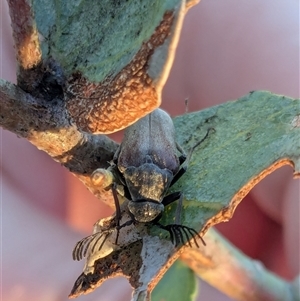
[{"x1": 91, "y1": 168, "x2": 114, "y2": 188}]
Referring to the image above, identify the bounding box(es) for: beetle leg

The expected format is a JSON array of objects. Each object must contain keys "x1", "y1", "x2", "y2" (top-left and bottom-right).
[
  {"x1": 123, "y1": 185, "x2": 131, "y2": 200},
  {"x1": 111, "y1": 183, "x2": 123, "y2": 244},
  {"x1": 155, "y1": 223, "x2": 205, "y2": 247},
  {"x1": 176, "y1": 142, "x2": 187, "y2": 158},
  {"x1": 117, "y1": 218, "x2": 134, "y2": 231},
  {"x1": 111, "y1": 183, "x2": 135, "y2": 244},
  {"x1": 178, "y1": 154, "x2": 187, "y2": 165},
  {"x1": 170, "y1": 166, "x2": 187, "y2": 187},
  {"x1": 161, "y1": 191, "x2": 181, "y2": 206},
  {"x1": 109, "y1": 164, "x2": 132, "y2": 200}
]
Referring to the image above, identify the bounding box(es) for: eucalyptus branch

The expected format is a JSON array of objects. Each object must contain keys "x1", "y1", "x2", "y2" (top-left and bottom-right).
[
  {"x1": 181, "y1": 228, "x2": 300, "y2": 301},
  {"x1": 7, "y1": 0, "x2": 43, "y2": 91},
  {"x1": 0, "y1": 78, "x2": 118, "y2": 206}
]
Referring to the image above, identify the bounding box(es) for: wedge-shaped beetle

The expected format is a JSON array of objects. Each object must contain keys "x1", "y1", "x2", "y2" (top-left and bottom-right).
[
  {"x1": 73, "y1": 109, "x2": 211, "y2": 261},
  {"x1": 116, "y1": 108, "x2": 186, "y2": 222}
]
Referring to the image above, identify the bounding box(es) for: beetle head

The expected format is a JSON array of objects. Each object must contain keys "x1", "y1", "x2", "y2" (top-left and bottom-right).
[{"x1": 128, "y1": 199, "x2": 164, "y2": 223}]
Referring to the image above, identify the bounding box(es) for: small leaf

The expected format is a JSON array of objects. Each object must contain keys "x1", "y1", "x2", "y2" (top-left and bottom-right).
[
  {"x1": 152, "y1": 260, "x2": 198, "y2": 301},
  {"x1": 33, "y1": 0, "x2": 174, "y2": 81}
]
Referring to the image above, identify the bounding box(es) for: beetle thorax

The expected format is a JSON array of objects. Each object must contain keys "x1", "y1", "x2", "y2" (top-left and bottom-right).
[{"x1": 123, "y1": 163, "x2": 173, "y2": 202}]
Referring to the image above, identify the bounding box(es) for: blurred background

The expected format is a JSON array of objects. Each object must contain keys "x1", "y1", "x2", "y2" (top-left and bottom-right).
[{"x1": 1, "y1": 0, "x2": 299, "y2": 300}]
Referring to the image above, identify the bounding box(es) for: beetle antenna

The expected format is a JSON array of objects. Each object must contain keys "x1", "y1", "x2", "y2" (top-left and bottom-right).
[
  {"x1": 155, "y1": 223, "x2": 206, "y2": 247},
  {"x1": 178, "y1": 226, "x2": 193, "y2": 247},
  {"x1": 90, "y1": 232, "x2": 106, "y2": 254},
  {"x1": 184, "y1": 97, "x2": 189, "y2": 114},
  {"x1": 72, "y1": 231, "x2": 113, "y2": 261},
  {"x1": 73, "y1": 232, "x2": 99, "y2": 261},
  {"x1": 73, "y1": 235, "x2": 92, "y2": 261}
]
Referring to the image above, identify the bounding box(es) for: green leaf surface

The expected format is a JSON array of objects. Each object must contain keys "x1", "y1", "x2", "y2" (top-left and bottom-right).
[
  {"x1": 160, "y1": 91, "x2": 300, "y2": 233},
  {"x1": 152, "y1": 260, "x2": 198, "y2": 301},
  {"x1": 28, "y1": 0, "x2": 197, "y2": 134},
  {"x1": 32, "y1": 0, "x2": 181, "y2": 82}
]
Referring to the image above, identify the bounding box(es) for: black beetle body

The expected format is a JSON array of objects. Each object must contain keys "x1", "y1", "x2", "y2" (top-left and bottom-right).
[
  {"x1": 115, "y1": 108, "x2": 185, "y2": 223},
  {"x1": 73, "y1": 109, "x2": 210, "y2": 261}
]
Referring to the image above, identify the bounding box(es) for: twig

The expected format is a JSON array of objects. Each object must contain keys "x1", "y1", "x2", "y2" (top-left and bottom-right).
[
  {"x1": 0, "y1": 79, "x2": 118, "y2": 206},
  {"x1": 7, "y1": 0, "x2": 43, "y2": 92},
  {"x1": 181, "y1": 228, "x2": 299, "y2": 301}
]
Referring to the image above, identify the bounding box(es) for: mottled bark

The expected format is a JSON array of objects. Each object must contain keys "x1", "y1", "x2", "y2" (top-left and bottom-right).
[{"x1": 0, "y1": 79, "x2": 118, "y2": 206}]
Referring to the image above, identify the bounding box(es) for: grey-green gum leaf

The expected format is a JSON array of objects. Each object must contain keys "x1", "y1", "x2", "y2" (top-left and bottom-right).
[
  {"x1": 160, "y1": 90, "x2": 300, "y2": 234},
  {"x1": 32, "y1": 0, "x2": 184, "y2": 82},
  {"x1": 150, "y1": 90, "x2": 299, "y2": 301},
  {"x1": 152, "y1": 260, "x2": 198, "y2": 301}
]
